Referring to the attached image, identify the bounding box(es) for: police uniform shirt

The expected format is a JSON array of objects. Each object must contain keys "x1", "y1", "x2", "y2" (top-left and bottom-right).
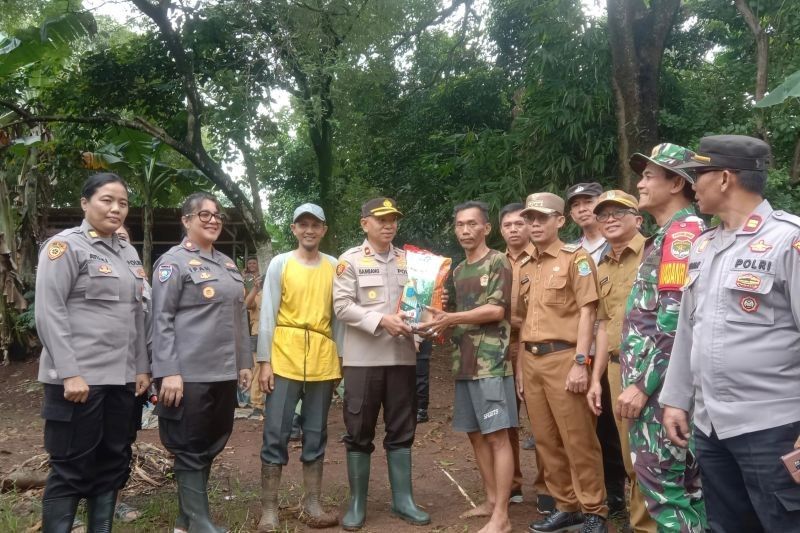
[
  {"x1": 661, "y1": 200, "x2": 800, "y2": 438},
  {"x1": 333, "y1": 239, "x2": 416, "y2": 366},
  {"x1": 151, "y1": 238, "x2": 251, "y2": 382},
  {"x1": 36, "y1": 220, "x2": 149, "y2": 385},
  {"x1": 519, "y1": 239, "x2": 599, "y2": 345}
]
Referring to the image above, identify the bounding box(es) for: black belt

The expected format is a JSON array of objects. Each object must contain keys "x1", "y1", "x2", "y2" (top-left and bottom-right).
[
  {"x1": 524, "y1": 341, "x2": 575, "y2": 356},
  {"x1": 609, "y1": 353, "x2": 620, "y2": 364}
]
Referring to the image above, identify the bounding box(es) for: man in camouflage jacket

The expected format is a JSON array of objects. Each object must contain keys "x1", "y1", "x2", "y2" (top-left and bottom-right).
[{"x1": 619, "y1": 144, "x2": 707, "y2": 532}]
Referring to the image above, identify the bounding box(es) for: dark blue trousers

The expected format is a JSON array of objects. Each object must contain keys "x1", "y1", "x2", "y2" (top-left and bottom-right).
[{"x1": 696, "y1": 421, "x2": 800, "y2": 533}]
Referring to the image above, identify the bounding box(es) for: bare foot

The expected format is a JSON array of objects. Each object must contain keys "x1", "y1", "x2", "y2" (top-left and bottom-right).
[
  {"x1": 459, "y1": 500, "x2": 493, "y2": 519},
  {"x1": 476, "y1": 515, "x2": 512, "y2": 533}
]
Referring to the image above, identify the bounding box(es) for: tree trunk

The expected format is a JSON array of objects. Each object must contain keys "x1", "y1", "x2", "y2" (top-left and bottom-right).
[
  {"x1": 733, "y1": 0, "x2": 769, "y2": 140},
  {"x1": 791, "y1": 133, "x2": 800, "y2": 183},
  {"x1": 606, "y1": 0, "x2": 681, "y2": 192},
  {"x1": 143, "y1": 203, "x2": 154, "y2": 278}
]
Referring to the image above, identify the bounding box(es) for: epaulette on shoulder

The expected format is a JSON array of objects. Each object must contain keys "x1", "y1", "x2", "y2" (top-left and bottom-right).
[
  {"x1": 561, "y1": 242, "x2": 581, "y2": 253},
  {"x1": 341, "y1": 246, "x2": 362, "y2": 257},
  {"x1": 772, "y1": 210, "x2": 800, "y2": 228}
]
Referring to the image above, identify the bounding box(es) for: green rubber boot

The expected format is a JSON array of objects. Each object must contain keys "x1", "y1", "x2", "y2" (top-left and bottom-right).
[
  {"x1": 86, "y1": 491, "x2": 117, "y2": 533},
  {"x1": 387, "y1": 448, "x2": 430, "y2": 526},
  {"x1": 42, "y1": 496, "x2": 80, "y2": 533},
  {"x1": 256, "y1": 464, "x2": 281, "y2": 533},
  {"x1": 342, "y1": 452, "x2": 370, "y2": 531},
  {"x1": 175, "y1": 470, "x2": 225, "y2": 533}
]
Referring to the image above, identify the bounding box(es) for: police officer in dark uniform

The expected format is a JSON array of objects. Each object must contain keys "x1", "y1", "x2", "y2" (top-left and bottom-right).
[
  {"x1": 151, "y1": 192, "x2": 252, "y2": 533},
  {"x1": 36, "y1": 173, "x2": 151, "y2": 533}
]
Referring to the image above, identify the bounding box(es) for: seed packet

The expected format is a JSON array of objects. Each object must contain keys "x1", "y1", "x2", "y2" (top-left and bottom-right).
[{"x1": 397, "y1": 245, "x2": 452, "y2": 331}]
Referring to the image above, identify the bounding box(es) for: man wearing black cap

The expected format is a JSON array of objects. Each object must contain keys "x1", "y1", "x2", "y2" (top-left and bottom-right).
[
  {"x1": 333, "y1": 197, "x2": 429, "y2": 530},
  {"x1": 661, "y1": 135, "x2": 800, "y2": 532},
  {"x1": 620, "y1": 144, "x2": 706, "y2": 531},
  {"x1": 566, "y1": 182, "x2": 607, "y2": 264}
]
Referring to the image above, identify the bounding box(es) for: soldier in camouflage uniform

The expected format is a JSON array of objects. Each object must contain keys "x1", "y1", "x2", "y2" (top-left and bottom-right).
[
  {"x1": 619, "y1": 144, "x2": 707, "y2": 532},
  {"x1": 420, "y1": 200, "x2": 516, "y2": 533}
]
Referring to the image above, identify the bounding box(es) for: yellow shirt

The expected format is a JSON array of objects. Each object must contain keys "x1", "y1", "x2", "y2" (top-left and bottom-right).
[{"x1": 271, "y1": 256, "x2": 341, "y2": 381}]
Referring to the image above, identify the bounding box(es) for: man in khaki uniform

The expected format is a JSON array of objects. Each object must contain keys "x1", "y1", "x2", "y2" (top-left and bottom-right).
[
  {"x1": 333, "y1": 197, "x2": 429, "y2": 530},
  {"x1": 499, "y1": 202, "x2": 553, "y2": 511},
  {"x1": 587, "y1": 191, "x2": 656, "y2": 533},
  {"x1": 518, "y1": 192, "x2": 608, "y2": 533}
]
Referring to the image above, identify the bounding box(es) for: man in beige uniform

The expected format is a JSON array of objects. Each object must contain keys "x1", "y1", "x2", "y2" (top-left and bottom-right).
[
  {"x1": 518, "y1": 192, "x2": 608, "y2": 533},
  {"x1": 587, "y1": 191, "x2": 656, "y2": 533},
  {"x1": 333, "y1": 197, "x2": 429, "y2": 531},
  {"x1": 499, "y1": 202, "x2": 553, "y2": 511}
]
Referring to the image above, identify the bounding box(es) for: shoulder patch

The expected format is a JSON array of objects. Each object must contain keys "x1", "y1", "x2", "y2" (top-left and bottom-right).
[
  {"x1": 575, "y1": 257, "x2": 592, "y2": 277},
  {"x1": 158, "y1": 264, "x2": 174, "y2": 283},
  {"x1": 336, "y1": 260, "x2": 348, "y2": 277},
  {"x1": 772, "y1": 210, "x2": 800, "y2": 228},
  {"x1": 561, "y1": 243, "x2": 581, "y2": 253},
  {"x1": 659, "y1": 219, "x2": 703, "y2": 291},
  {"x1": 47, "y1": 241, "x2": 68, "y2": 261}
]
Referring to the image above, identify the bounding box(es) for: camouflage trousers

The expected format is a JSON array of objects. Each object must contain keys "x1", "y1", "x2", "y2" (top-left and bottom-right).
[{"x1": 629, "y1": 418, "x2": 707, "y2": 533}]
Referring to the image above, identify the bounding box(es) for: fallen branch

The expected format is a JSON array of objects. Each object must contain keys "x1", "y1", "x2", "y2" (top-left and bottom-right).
[{"x1": 439, "y1": 466, "x2": 475, "y2": 509}]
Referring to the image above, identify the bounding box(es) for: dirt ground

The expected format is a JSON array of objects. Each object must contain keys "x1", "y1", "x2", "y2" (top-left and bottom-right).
[{"x1": 0, "y1": 351, "x2": 614, "y2": 532}]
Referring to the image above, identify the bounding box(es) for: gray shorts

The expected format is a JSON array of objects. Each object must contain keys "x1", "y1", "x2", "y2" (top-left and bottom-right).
[{"x1": 452, "y1": 375, "x2": 519, "y2": 434}]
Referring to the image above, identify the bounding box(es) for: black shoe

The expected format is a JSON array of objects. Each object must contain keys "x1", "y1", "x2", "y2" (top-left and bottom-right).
[
  {"x1": 416, "y1": 409, "x2": 429, "y2": 423},
  {"x1": 580, "y1": 513, "x2": 607, "y2": 533},
  {"x1": 536, "y1": 494, "x2": 556, "y2": 515},
  {"x1": 607, "y1": 494, "x2": 626, "y2": 516},
  {"x1": 522, "y1": 435, "x2": 536, "y2": 450},
  {"x1": 529, "y1": 510, "x2": 584, "y2": 533}
]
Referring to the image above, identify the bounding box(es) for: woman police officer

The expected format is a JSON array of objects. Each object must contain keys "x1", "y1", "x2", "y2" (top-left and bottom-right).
[
  {"x1": 36, "y1": 173, "x2": 151, "y2": 532},
  {"x1": 151, "y1": 192, "x2": 252, "y2": 533}
]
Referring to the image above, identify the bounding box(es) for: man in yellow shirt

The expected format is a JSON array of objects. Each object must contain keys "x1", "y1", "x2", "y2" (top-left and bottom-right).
[{"x1": 255, "y1": 203, "x2": 342, "y2": 531}]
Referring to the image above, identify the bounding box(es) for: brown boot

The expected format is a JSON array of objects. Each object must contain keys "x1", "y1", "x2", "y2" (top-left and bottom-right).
[
  {"x1": 298, "y1": 458, "x2": 339, "y2": 528},
  {"x1": 256, "y1": 463, "x2": 281, "y2": 532}
]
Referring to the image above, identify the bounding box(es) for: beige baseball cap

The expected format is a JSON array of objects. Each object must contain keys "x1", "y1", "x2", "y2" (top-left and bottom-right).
[
  {"x1": 592, "y1": 190, "x2": 639, "y2": 213},
  {"x1": 520, "y1": 192, "x2": 565, "y2": 216}
]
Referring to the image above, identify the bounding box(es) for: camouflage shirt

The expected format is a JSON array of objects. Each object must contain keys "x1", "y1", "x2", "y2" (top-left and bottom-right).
[
  {"x1": 620, "y1": 206, "x2": 704, "y2": 420},
  {"x1": 451, "y1": 249, "x2": 513, "y2": 380}
]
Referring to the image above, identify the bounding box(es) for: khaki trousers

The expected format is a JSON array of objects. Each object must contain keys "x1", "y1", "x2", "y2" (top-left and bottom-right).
[
  {"x1": 250, "y1": 357, "x2": 265, "y2": 410},
  {"x1": 522, "y1": 348, "x2": 608, "y2": 516},
  {"x1": 608, "y1": 360, "x2": 657, "y2": 533}
]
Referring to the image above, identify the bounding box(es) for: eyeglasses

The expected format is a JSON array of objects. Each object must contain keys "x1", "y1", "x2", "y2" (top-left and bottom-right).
[
  {"x1": 188, "y1": 210, "x2": 227, "y2": 223},
  {"x1": 596, "y1": 209, "x2": 636, "y2": 222}
]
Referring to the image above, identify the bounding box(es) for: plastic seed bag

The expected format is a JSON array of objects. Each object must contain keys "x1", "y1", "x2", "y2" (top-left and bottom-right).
[{"x1": 397, "y1": 245, "x2": 452, "y2": 332}]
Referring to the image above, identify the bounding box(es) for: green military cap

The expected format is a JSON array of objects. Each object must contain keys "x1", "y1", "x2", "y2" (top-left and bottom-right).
[
  {"x1": 629, "y1": 143, "x2": 697, "y2": 183},
  {"x1": 675, "y1": 135, "x2": 770, "y2": 172},
  {"x1": 361, "y1": 197, "x2": 403, "y2": 218}
]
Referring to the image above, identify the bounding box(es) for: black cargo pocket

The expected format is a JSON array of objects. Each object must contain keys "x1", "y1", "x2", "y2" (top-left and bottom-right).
[
  {"x1": 775, "y1": 485, "x2": 800, "y2": 512},
  {"x1": 344, "y1": 376, "x2": 364, "y2": 415},
  {"x1": 154, "y1": 402, "x2": 184, "y2": 421},
  {"x1": 41, "y1": 388, "x2": 75, "y2": 457}
]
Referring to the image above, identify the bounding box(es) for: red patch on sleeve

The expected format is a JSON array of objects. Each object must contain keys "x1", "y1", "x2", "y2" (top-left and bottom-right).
[{"x1": 658, "y1": 220, "x2": 703, "y2": 291}]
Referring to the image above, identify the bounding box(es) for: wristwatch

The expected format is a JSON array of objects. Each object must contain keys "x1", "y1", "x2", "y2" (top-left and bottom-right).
[{"x1": 574, "y1": 353, "x2": 589, "y2": 366}]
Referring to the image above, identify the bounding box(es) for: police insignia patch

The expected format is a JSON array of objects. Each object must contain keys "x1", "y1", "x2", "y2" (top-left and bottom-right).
[
  {"x1": 793, "y1": 240, "x2": 800, "y2": 254},
  {"x1": 200, "y1": 272, "x2": 211, "y2": 280},
  {"x1": 189, "y1": 259, "x2": 202, "y2": 266},
  {"x1": 88, "y1": 230, "x2": 98, "y2": 238},
  {"x1": 47, "y1": 241, "x2": 67, "y2": 261},
  {"x1": 735, "y1": 273, "x2": 761, "y2": 290},
  {"x1": 98, "y1": 264, "x2": 112, "y2": 274},
  {"x1": 749, "y1": 239, "x2": 772, "y2": 253},
  {"x1": 697, "y1": 239, "x2": 710, "y2": 254},
  {"x1": 743, "y1": 215, "x2": 762, "y2": 233},
  {"x1": 336, "y1": 261, "x2": 348, "y2": 277},
  {"x1": 202, "y1": 286, "x2": 215, "y2": 299},
  {"x1": 740, "y1": 295, "x2": 759, "y2": 313},
  {"x1": 368, "y1": 290, "x2": 377, "y2": 299},
  {"x1": 576, "y1": 258, "x2": 591, "y2": 277},
  {"x1": 136, "y1": 268, "x2": 146, "y2": 278},
  {"x1": 158, "y1": 264, "x2": 174, "y2": 283}
]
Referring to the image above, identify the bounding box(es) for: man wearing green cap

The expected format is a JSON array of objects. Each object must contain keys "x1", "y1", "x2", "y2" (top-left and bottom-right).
[
  {"x1": 620, "y1": 144, "x2": 707, "y2": 532},
  {"x1": 333, "y1": 197, "x2": 429, "y2": 530},
  {"x1": 587, "y1": 190, "x2": 656, "y2": 533}
]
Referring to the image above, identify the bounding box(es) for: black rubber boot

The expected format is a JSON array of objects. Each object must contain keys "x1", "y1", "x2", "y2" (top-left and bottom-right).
[
  {"x1": 87, "y1": 491, "x2": 117, "y2": 533},
  {"x1": 342, "y1": 452, "x2": 370, "y2": 531},
  {"x1": 175, "y1": 469, "x2": 225, "y2": 533},
  {"x1": 386, "y1": 448, "x2": 430, "y2": 526},
  {"x1": 42, "y1": 496, "x2": 80, "y2": 533}
]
